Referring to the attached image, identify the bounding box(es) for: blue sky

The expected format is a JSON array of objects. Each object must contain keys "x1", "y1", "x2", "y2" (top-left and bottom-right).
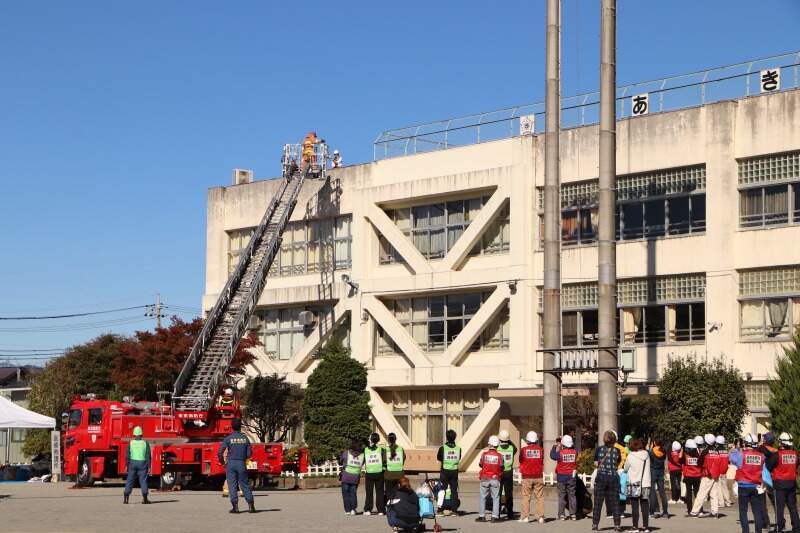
[{"x1": 1, "y1": 0, "x2": 798, "y2": 362}]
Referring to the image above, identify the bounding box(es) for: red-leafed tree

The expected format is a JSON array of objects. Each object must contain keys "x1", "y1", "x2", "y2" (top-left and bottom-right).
[{"x1": 113, "y1": 316, "x2": 258, "y2": 401}]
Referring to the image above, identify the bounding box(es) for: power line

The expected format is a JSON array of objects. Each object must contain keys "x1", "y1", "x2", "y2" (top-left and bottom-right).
[
  {"x1": 0, "y1": 305, "x2": 149, "y2": 321},
  {"x1": 0, "y1": 316, "x2": 151, "y2": 333}
]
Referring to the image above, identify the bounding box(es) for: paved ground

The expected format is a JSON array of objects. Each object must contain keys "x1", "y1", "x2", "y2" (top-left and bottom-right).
[{"x1": 0, "y1": 479, "x2": 749, "y2": 532}]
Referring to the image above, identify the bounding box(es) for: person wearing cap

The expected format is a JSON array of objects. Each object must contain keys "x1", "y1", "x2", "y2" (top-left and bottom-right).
[
  {"x1": 123, "y1": 426, "x2": 151, "y2": 504},
  {"x1": 437, "y1": 429, "x2": 461, "y2": 515},
  {"x1": 769, "y1": 432, "x2": 798, "y2": 533},
  {"x1": 682, "y1": 438, "x2": 704, "y2": 516},
  {"x1": 592, "y1": 430, "x2": 623, "y2": 532},
  {"x1": 363, "y1": 432, "x2": 386, "y2": 516},
  {"x1": 331, "y1": 150, "x2": 342, "y2": 168},
  {"x1": 218, "y1": 418, "x2": 255, "y2": 514},
  {"x1": 715, "y1": 435, "x2": 733, "y2": 507},
  {"x1": 690, "y1": 433, "x2": 720, "y2": 517},
  {"x1": 551, "y1": 434, "x2": 578, "y2": 520},
  {"x1": 731, "y1": 433, "x2": 767, "y2": 533},
  {"x1": 496, "y1": 429, "x2": 517, "y2": 520},
  {"x1": 383, "y1": 432, "x2": 404, "y2": 503},
  {"x1": 476, "y1": 435, "x2": 503, "y2": 523},
  {"x1": 667, "y1": 441, "x2": 683, "y2": 505},
  {"x1": 518, "y1": 431, "x2": 545, "y2": 524}
]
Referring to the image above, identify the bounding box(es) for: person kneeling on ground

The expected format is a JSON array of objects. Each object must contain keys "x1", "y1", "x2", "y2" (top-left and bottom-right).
[{"x1": 386, "y1": 476, "x2": 421, "y2": 532}]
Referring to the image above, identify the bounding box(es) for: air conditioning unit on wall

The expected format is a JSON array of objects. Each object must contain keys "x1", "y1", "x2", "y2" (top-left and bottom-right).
[{"x1": 233, "y1": 168, "x2": 254, "y2": 185}]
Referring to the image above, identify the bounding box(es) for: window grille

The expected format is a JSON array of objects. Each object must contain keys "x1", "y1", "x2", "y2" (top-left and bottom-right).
[
  {"x1": 655, "y1": 274, "x2": 707, "y2": 302},
  {"x1": 537, "y1": 181, "x2": 599, "y2": 211},
  {"x1": 562, "y1": 283, "x2": 599, "y2": 309},
  {"x1": 738, "y1": 151, "x2": 800, "y2": 187},
  {"x1": 617, "y1": 165, "x2": 706, "y2": 201},
  {"x1": 739, "y1": 265, "x2": 800, "y2": 297},
  {"x1": 744, "y1": 382, "x2": 770, "y2": 410}
]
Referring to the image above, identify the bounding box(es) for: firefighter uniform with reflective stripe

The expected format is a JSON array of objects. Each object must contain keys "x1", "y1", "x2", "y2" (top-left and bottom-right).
[
  {"x1": 218, "y1": 431, "x2": 253, "y2": 507},
  {"x1": 771, "y1": 448, "x2": 799, "y2": 533}
]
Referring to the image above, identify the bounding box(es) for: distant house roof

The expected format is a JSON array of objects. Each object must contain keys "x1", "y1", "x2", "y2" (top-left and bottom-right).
[{"x1": 0, "y1": 366, "x2": 42, "y2": 388}]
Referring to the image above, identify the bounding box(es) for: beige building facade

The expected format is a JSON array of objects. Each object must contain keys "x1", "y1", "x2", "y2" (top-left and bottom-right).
[{"x1": 204, "y1": 88, "x2": 800, "y2": 469}]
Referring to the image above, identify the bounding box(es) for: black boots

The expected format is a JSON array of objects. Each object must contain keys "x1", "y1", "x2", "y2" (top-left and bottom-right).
[
  {"x1": 123, "y1": 494, "x2": 129, "y2": 504},
  {"x1": 248, "y1": 500, "x2": 256, "y2": 514},
  {"x1": 142, "y1": 494, "x2": 150, "y2": 504},
  {"x1": 230, "y1": 502, "x2": 239, "y2": 514}
]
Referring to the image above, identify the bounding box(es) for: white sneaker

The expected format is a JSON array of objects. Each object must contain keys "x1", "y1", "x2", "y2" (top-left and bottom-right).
[
  {"x1": 363, "y1": 511, "x2": 371, "y2": 516},
  {"x1": 350, "y1": 510, "x2": 356, "y2": 515},
  {"x1": 518, "y1": 517, "x2": 529, "y2": 523},
  {"x1": 538, "y1": 517, "x2": 545, "y2": 524},
  {"x1": 377, "y1": 512, "x2": 384, "y2": 516}
]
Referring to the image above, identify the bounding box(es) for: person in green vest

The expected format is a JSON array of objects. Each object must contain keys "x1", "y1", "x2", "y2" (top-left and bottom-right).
[
  {"x1": 497, "y1": 429, "x2": 518, "y2": 520},
  {"x1": 123, "y1": 426, "x2": 151, "y2": 504},
  {"x1": 383, "y1": 432, "x2": 405, "y2": 502},
  {"x1": 339, "y1": 439, "x2": 364, "y2": 515},
  {"x1": 437, "y1": 429, "x2": 461, "y2": 515},
  {"x1": 363, "y1": 432, "x2": 386, "y2": 515}
]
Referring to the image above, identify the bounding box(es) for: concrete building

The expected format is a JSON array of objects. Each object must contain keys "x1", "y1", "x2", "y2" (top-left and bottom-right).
[{"x1": 204, "y1": 82, "x2": 800, "y2": 469}]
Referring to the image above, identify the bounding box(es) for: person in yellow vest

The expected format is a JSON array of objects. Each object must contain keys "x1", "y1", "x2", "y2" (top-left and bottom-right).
[
  {"x1": 123, "y1": 426, "x2": 151, "y2": 504},
  {"x1": 384, "y1": 432, "x2": 405, "y2": 502},
  {"x1": 437, "y1": 429, "x2": 461, "y2": 515},
  {"x1": 339, "y1": 439, "x2": 365, "y2": 515}
]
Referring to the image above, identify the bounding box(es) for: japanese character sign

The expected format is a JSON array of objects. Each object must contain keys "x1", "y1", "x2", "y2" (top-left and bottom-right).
[
  {"x1": 520, "y1": 114, "x2": 535, "y2": 136},
  {"x1": 631, "y1": 93, "x2": 649, "y2": 116},
  {"x1": 760, "y1": 68, "x2": 781, "y2": 93}
]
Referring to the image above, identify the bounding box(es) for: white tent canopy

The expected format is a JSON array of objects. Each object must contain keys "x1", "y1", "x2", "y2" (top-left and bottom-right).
[{"x1": 0, "y1": 395, "x2": 55, "y2": 429}]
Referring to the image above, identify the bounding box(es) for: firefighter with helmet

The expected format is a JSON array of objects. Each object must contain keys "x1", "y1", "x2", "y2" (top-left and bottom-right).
[
  {"x1": 218, "y1": 387, "x2": 235, "y2": 411},
  {"x1": 302, "y1": 131, "x2": 318, "y2": 169},
  {"x1": 730, "y1": 433, "x2": 767, "y2": 533},
  {"x1": 769, "y1": 432, "x2": 799, "y2": 533},
  {"x1": 123, "y1": 426, "x2": 151, "y2": 504}
]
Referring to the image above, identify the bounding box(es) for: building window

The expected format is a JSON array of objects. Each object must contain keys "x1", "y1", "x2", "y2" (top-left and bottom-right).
[
  {"x1": 379, "y1": 196, "x2": 510, "y2": 263},
  {"x1": 254, "y1": 305, "x2": 340, "y2": 360},
  {"x1": 744, "y1": 382, "x2": 771, "y2": 410},
  {"x1": 376, "y1": 292, "x2": 509, "y2": 355},
  {"x1": 739, "y1": 266, "x2": 800, "y2": 340},
  {"x1": 738, "y1": 151, "x2": 800, "y2": 228},
  {"x1": 539, "y1": 274, "x2": 706, "y2": 346},
  {"x1": 229, "y1": 216, "x2": 352, "y2": 277},
  {"x1": 383, "y1": 389, "x2": 487, "y2": 448},
  {"x1": 538, "y1": 165, "x2": 706, "y2": 246}
]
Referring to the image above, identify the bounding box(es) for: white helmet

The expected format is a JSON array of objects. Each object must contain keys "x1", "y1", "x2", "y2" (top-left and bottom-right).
[
  {"x1": 694, "y1": 436, "x2": 704, "y2": 446},
  {"x1": 488, "y1": 435, "x2": 500, "y2": 448},
  {"x1": 715, "y1": 435, "x2": 726, "y2": 445},
  {"x1": 685, "y1": 439, "x2": 698, "y2": 449},
  {"x1": 744, "y1": 433, "x2": 757, "y2": 447},
  {"x1": 704, "y1": 433, "x2": 716, "y2": 446},
  {"x1": 611, "y1": 430, "x2": 618, "y2": 439},
  {"x1": 498, "y1": 430, "x2": 510, "y2": 442},
  {"x1": 333, "y1": 150, "x2": 340, "y2": 155},
  {"x1": 779, "y1": 432, "x2": 793, "y2": 446},
  {"x1": 672, "y1": 441, "x2": 682, "y2": 452},
  {"x1": 525, "y1": 431, "x2": 538, "y2": 444},
  {"x1": 562, "y1": 435, "x2": 574, "y2": 448}
]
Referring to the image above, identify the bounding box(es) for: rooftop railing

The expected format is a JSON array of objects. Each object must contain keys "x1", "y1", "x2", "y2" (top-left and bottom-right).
[{"x1": 374, "y1": 51, "x2": 800, "y2": 161}]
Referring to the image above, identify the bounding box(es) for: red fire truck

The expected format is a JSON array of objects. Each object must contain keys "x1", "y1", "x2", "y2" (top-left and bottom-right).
[{"x1": 61, "y1": 143, "x2": 327, "y2": 488}]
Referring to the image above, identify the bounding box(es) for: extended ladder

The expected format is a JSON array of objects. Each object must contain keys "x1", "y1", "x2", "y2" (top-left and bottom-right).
[{"x1": 173, "y1": 143, "x2": 327, "y2": 416}]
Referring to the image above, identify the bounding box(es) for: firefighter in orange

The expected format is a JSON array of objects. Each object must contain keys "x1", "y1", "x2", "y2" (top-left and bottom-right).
[{"x1": 301, "y1": 131, "x2": 318, "y2": 169}]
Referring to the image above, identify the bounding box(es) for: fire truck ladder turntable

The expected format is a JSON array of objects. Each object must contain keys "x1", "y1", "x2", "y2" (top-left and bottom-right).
[{"x1": 172, "y1": 143, "x2": 328, "y2": 417}]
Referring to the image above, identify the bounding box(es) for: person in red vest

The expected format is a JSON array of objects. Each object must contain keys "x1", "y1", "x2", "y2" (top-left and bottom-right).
[
  {"x1": 769, "y1": 432, "x2": 799, "y2": 533},
  {"x1": 681, "y1": 439, "x2": 704, "y2": 516},
  {"x1": 691, "y1": 433, "x2": 720, "y2": 517},
  {"x1": 667, "y1": 441, "x2": 683, "y2": 504},
  {"x1": 475, "y1": 435, "x2": 503, "y2": 523},
  {"x1": 550, "y1": 434, "x2": 578, "y2": 520},
  {"x1": 518, "y1": 431, "x2": 544, "y2": 524},
  {"x1": 715, "y1": 435, "x2": 733, "y2": 507},
  {"x1": 731, "y1": 433, "x2": 767, "y2": 533}
]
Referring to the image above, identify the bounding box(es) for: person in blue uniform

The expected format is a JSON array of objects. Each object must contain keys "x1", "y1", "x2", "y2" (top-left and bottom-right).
[
  {"x1": 123, "y1": 426, "x2": 151, "y2": 504},
  {"x1": 218, "y1": 418, "x2": 256, "y2": 514}
]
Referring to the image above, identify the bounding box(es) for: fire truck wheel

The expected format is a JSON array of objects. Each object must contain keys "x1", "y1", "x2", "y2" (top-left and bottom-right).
[
  {"x1": 76, "y1": 458, "x2": 95, "y2": 487},
  {"x1": 160, "y1": 470, "x2": 177, "y2": 490}
]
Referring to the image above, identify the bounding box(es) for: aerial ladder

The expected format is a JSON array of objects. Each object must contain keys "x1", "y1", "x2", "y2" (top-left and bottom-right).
[{"x1": 172, "y1": 141, "x2": 328, "y2": 419}]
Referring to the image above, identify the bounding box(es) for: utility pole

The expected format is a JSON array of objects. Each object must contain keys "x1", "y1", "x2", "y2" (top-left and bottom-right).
[
  {"x1": 542, "y1": 0, "x2": 562, "y2": 470},
  {"x1": 597, "y1": 0, "x2": 619, "y2": 438},
  {"x1": 146, "y1": 293, "x2": 165, "y2": 329}
]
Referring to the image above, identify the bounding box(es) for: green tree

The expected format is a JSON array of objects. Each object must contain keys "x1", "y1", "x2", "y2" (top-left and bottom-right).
[
  {"x1": 302, "y1": 340, "x2": 371, "y2": 464},
  {"x1": 767, "y1": 333, "x2": 800, "y2": 439},
  {"x1": 620, "y1": 396, "x2": 663, "y2": 442},
  {"x1": 656, "y1": 357, "x2": 748, "y2": 442},
  {"x1": 241, "y1": 374, "x2": 303, "y2": 443},
  {"x1": 22, "y1": 429, "x2": 51, "y2": 457}
]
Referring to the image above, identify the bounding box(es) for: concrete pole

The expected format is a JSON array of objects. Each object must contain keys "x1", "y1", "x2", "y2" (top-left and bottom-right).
[
  {"x1": 542, "y1": 0, "x2": 562, "y2": 471},
  {"x1": 597, "y1": 0, "x2": 619, "y2": 438}
]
